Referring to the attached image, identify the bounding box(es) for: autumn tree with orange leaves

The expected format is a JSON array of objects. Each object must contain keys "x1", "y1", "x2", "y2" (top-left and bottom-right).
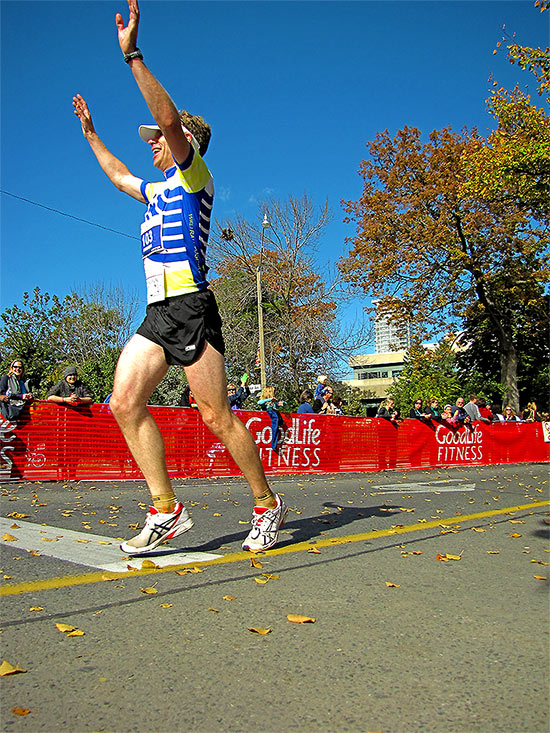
[
  {"x1": 340, "y1": 5, "x2": 549, "y2": 412},
  {"x1": 209, "y1": 195, "x2": 352, "y2": 400}
]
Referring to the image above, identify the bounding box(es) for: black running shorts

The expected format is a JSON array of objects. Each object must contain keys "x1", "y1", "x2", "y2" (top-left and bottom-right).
[{"x1": 136, "y1": 290, "x2": 225, "y2": 366}]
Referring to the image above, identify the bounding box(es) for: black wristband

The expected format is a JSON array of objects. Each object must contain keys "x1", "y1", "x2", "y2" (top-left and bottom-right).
[{"x1": 124, "y1": 48, "x2": 143, "y2": 64}]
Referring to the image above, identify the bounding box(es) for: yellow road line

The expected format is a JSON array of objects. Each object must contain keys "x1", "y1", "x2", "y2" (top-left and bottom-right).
[{"x1": 1, "y1": 500, "x2": 548, "y2": 597}]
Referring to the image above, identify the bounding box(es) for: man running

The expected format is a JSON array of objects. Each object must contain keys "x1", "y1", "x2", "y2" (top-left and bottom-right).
[{"x1": 72, "y1": 0, "x2": 286, "y2": 554}]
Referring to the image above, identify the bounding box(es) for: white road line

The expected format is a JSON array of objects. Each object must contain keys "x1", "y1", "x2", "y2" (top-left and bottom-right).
[
  {"x1": 371, "y1": 481, "x2": 476, "y2": 493},
  {"x1": 0, "y1": 518, "x2": 222, "y2": 572}
]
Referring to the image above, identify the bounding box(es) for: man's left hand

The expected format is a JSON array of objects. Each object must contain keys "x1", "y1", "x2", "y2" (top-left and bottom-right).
[{"x1": 115, "y1": 0, "x2": 140, "y2": 55}]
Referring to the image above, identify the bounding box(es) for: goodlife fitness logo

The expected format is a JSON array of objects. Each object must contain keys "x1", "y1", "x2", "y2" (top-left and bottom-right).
[
  {"x1": 245, "y1": 415, "x2": 322, "y2": 469},
  {"x1": 435, "y1": 423, "x2": 483, "y2": 463}
]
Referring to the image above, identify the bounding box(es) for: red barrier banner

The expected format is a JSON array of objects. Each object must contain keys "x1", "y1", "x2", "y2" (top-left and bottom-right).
[{"x1": 0, "y1": 402, "x2": 548, "y2": 482}]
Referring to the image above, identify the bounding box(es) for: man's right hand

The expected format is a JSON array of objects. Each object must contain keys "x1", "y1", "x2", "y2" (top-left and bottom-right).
[{"x1": 73, "y1": 94, "x2": 96, "y2": 137}]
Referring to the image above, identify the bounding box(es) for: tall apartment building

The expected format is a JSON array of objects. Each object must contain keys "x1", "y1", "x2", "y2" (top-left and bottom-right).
[{"x1": 373, "y1": 299, "x2": 411, "y2": 353}]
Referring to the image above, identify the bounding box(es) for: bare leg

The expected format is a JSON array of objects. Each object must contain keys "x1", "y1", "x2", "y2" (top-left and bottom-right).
[
  {"x1": 185, "y1": 343, "x2": 275, "y2": 507},
  {"x1": 110, "y1": 334, "x2": 172, "y2": 497}
]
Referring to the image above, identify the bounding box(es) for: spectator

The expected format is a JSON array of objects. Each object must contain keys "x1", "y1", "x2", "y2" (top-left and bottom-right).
[
  {"x1": 464, "y1": 394, "x2": 490, "y2": 424},
  {"x1": 440, "y1": 404, "x2": 454, "y2": 425},
  {"x1": 522, "y1": 401, "x2": 542, "y2": 422},
  {"x1": 502, "y1": 405, "x2": 521, "y2": 422},
  {"x1": 425, "y1": 397, "x2": 442, "y2": 421},
  {"x1": 297, "y1": 389, "x2": 315, "y2": 414},
  {"x1": 450, "y1": 397, "x2": 471, "y2": 427},
  {"x1": 314, "y1": 375, "x2": 328, "y2": 402},
  {"x1": 257, "y1": 386, "x2": 286, "y2": 452},
  {"x1": 0, "y1": 359, "x2": 34, "y2": 422},
  {"x1": 179, "y1": 385, "x2": 197, "y2": 408},
  {"x1": 377, "y1": 397, "x2": 400, "y2": 425},
  {"x1": 331, "y1": 395, "x2": 344, "y2": 415},
  {"x1": 227, "y1": 373, "x2": 250, "y2": 411},
  {"x1": 409, "y1": 398, "x2": 432, "y2": 421},
  {"x1": 47, "y1": 366, "x2": 93, "y2": 406},
  {"x1": 477, "y1": 397, "x2": 494, "y2": 422},
  {"x1": 313, "y1": 386, "x2": 335, "y2": 414}
]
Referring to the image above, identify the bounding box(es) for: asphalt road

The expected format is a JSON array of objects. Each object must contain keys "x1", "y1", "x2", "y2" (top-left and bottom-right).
[{"x1": 1, "y1": 463, "x2": 549, "y2": 733}]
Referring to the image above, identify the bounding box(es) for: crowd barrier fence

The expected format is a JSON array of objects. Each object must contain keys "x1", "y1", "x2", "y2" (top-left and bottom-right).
[{"x1": 0, "y1": 401, "x2": 548, "y2": 482}]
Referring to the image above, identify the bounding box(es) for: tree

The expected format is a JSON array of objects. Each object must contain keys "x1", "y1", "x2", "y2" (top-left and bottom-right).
[
  {"x1": 0, "y1": 284, "x2": 139, "y2": 398},
  {"x1": 210, "y1": 194, "x2": 359, "y2": 402},
  {"x1": 387, "y1": 341, "x2": 468, "y2": 414},
  {"x1": 340, "y1": 123, "x2": 548, "y2": 412}
]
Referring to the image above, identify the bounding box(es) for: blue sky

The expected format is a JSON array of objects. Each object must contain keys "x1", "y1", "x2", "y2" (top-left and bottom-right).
[{"x1": 1, "y1": 1, "x2": 547, "y2": 353}]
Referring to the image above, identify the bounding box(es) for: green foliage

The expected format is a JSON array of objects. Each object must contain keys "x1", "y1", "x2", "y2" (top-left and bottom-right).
[
  {"x1": 0, "y1": 285, "x2": 136, "y2": 398},
  {"x1": 149, "y1": 366, "x2": 188, "y2": 407},
  {"x1": 387, "y1": 341, "x2": 465, "y2": 414}
]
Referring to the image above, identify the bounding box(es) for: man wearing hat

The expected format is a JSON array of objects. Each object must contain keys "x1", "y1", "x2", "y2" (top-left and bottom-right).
[
  {"x1": 72, "y1": 0, "x2": 286, "y2": 555},
  {"x1": 46, "y1": 366, "x2": 94, "y2": 405}
]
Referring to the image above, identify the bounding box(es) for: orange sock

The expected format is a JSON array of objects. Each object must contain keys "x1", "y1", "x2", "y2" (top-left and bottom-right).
[{"x1": 152, "y1": 492, "x2": 177, "y2": 513}]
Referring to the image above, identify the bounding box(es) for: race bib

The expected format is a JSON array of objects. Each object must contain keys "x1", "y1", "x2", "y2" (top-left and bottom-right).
[
  {"x1": 144, "y1": 257, "x2": 165, "y2": 304},
  {"x1": 141, "y1": 214, "x2": 163, "y2": 258}
]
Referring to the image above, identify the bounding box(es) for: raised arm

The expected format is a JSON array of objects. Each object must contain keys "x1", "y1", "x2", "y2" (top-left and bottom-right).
[
  {"x1": 115, "y1": 0, "x2": 191, "y2": 165},
  {"x1": 72, "y1": 94, "x2": 145, "y2": 202}
]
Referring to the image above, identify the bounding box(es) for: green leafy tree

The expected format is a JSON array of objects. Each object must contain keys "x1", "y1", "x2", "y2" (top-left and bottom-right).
[{"x1": 387, "y1": 341, "x2": 472, "y2": 415}]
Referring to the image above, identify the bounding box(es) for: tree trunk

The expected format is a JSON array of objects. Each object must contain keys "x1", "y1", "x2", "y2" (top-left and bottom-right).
[{"x1": 500, "y1": 339, "x2": 520, "y2": 413}]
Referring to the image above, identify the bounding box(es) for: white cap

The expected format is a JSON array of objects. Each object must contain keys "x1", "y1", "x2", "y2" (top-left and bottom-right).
[{"x1": 138, "y1": 123, "x2": 199, "y2": 151}]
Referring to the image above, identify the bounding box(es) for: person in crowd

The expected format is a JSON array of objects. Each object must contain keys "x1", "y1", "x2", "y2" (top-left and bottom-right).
[
  {"x1": 47, "y1": 366, "x2": 93, "y2": 406},
  {"x1": 464, "y1": 394, "x2": 491, "y2": 424},
  {"x1": 331, "y1": 395, "x2": 344, "y2": 415},
  {"x1": 258, "y1": 386, "x2": 286, "y2": 452},
  {"x1": 297, "y1": 389, "x2": 315, "y2": 414},
  {"x1": 409, "y1": 398, "x2": 432, "y2": 421},
  {"x1": 0, "y1": 359, "x2": 34, "y2": 421},
  {"x1": 522, "y1": 401, "x2": 542, "y2": 422},
  {"x1": 179, "y1": 385, "x2": 197, "y2": 408},
  {"x1": 376, "y1": 397, "x2": 400, "y2": 425},
  {"x1": 477, "y1": 397, "x2": 494, "y2": 422},
  {"x1": 314, "y1": 375, "x2": 328, "y2": 402},
  {"x1": 450, "y1": 397, "x2": 471, "y2": 427},
  {"x1": 313, "y1": 386, "x2": 335, "y2": 414},
  {"x1": 424, "y1": 397, "x2": 442, "y2": 421},
  {"x1": 227, "y1": 373, "x2": 250, "y2": 411},
  {"x1": 440, "y1": 404, "x2": 454, "y2": 425},
  {"x1": 502, "y1": 405, "x2": 521, "y2": 422}
]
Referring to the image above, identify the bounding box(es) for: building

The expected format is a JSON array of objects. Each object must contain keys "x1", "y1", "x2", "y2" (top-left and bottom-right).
[
  {"x1": 373, "y1": 299, "x2": 411, "y2": 353},
  {"x1": 343, "y1": 350, "x2": 407, "y2": 414}
]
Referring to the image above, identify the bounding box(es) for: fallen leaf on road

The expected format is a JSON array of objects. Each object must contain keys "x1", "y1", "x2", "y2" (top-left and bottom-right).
[
  {"x1": 307, "y1": 547, "x2": 321, "y2": 554},
  {"x1": 208, "y1": 607, "x2": 220, "y2": 613},
  {"x1": 262, "y1": 573, "x2": 279, "y2": 580},
  {"x1": 223, "y1": 595, "x2": 236, "y2": 601},
  {"x1": 141, "y1": 559, "x2": 160, "y2": 570},
  {"x1": 55, "y1": 623, "x2": 76, "y2": 633},
  {"x1": 509, "y1": 533, "x2": 522, "y2": 538},
  {"x1": 254, "y1": 578, "x2": 268, "y2": 584},
  {"x1": 11, "y1": 708, "x2": 30, "y2": 716},
  {"x1": 385, "y1": 582, "x2": 400, "y2": 587},
  {"x1": 175, "y1": 567, "x2": 203, "y2": 575},
  {"x1": 10, "y1": 524, "x2": 20, "y2": 529},
  {"x1": 248, "y1": 627, "x2": 271, "y2": 634},
  {"x1": 471, "y1": 527, "x2": 486, "y2": 532},
  {"x1": 140, "y1": 587, "x2": 158, "y2": 594},
  {"x1": 0, "y1": 661, "x2": 26, "y2": 676},
  {"x1": 436, "y1": 554, "x2": 461, "y2": 562},
  {"x1": 2, "y1": 534, "x2": 17, "y2": 542},
  {"x1": 533, "y1": 575, "x2": 548, "y2": 581},
  {"x1": 487, "y1": 551, "x2": 500, "y2": 554},
  {"x1": 67, "y1": 629, "x2": 85, "y2": 637},
  {"x1": 160, "y1": 603, "x2": 173, "y2": 608},
  {"x1": 250, "y1": 558, "x2": 263, "y2": 569},
  {"x1": 287, "y1": 614, "x2": 315, "y2": 623},
  {"x1": 29, "y1": 607, "x2": 43, "y2": 612}
]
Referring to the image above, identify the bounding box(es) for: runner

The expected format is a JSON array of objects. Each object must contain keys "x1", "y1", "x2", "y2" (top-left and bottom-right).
[{"x1": 72, "y1": 0, "x2": 287, "y2": 554}]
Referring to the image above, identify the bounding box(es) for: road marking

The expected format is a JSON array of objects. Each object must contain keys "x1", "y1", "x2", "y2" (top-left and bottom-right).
[
  {"x1": 371, "y1": 480, "x2": 476, "y2": 493},
  {"x1": 1, "y1": 501, "x2": 547, "y2": 596},
  {"x1": 0, "y1": 518, "x2": 221, "y2": 572}
]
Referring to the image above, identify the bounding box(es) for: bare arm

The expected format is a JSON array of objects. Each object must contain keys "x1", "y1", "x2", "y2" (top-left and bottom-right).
[
  {"x1": 73, "y1": 94, "x2": 145, "y2": 202},
  {"x1": 115, "y1": 0, "x2": 191, "y2": 165}
]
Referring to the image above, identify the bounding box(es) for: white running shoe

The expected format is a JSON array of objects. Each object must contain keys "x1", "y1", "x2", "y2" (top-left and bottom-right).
[
  {"x1": 242, "y1": 494, "x2": 288, "y2": 552},
  {"x1": 120, "y1": 502, "x2": 194, "y2": 555}
]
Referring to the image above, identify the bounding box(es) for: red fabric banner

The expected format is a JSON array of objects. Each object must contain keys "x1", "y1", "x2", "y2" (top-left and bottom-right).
[{"x1": 0, "y1": 402, "x2": 548, "y2": 482}]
